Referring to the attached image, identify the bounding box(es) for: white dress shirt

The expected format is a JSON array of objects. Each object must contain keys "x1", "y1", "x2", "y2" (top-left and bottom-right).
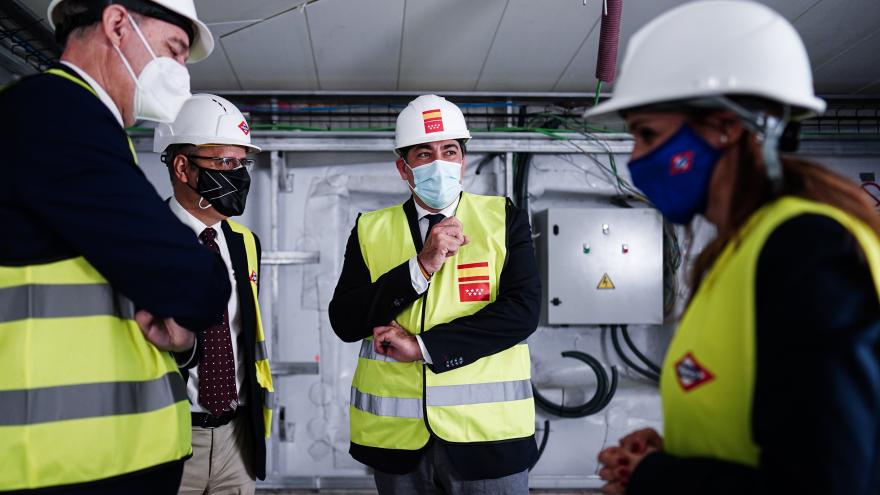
[
  {"x1": 407, "y1": 196, "x2": 460, "y2": 364},
  {"x1": 60, "y1": 61, "x2": 124, "y2": 127},
  {"x1": 170, "y1": 198, "x2": 246, "y2": 411}
]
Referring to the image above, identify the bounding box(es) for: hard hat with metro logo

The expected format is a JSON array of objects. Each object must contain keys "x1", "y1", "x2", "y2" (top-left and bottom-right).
[
  {"x1": 47, "y1": 0, "x2": 214, "y2": 63},
  {"x1": 153, "y1": 93, "x2": 261, "y2": 153},
  {"x1": 395, "y1": 94, "x2": 471, "y2": 154},
  {"x1": 584, "y1": 0, "x2": 826, "y2": 120}
]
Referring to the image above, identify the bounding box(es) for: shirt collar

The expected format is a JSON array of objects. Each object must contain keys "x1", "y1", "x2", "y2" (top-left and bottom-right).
[
  {"x1": 413, "y1": 195, "x2": 460, "y2": 221},
  {"x1": 170, "y1": 196, "x2": 222, "y2": 235},
  {"x1": 60, "y1": 61, "x2": 124, "y2": 127}
]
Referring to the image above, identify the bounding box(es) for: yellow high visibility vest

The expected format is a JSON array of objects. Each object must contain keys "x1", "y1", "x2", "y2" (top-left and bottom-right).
[
  {"x1": 0, "y1": 70, "x2": 190, "y2": 491},
  {"x1": 350, "y1": 192, "x2": 535, "y2": 450},
  {"x1": 661, "y1": 196, "x2": 880, "y2": 466},
  {"x1": 226, "y1": 220, "x2": 275, "y2": 437}
]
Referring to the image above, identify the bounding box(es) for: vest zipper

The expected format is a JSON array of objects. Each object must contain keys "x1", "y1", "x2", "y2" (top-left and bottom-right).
[{"x1": 419, "y1": 284, "x2": 438, "y2": 438}]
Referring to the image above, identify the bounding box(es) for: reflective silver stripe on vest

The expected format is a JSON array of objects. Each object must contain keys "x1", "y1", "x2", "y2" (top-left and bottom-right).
[
  {"x1": 0, "y1": 283, "x2": 135, "y2": 324},
  {"x1": 425, "y1": 379, "x2": 533, "y2": 407},
  {"x1": 358, "y1": 339, "x2": 399, "y2": 363},
  {"x1": 350, "y1": 387, "x2": 422, "y2": 419},
  {"x1": 255, "y1": 340, "x2": 269, "y2": 362},
  {"x1": 0, "y1": 372, "x2": 187, "y2": 426},
  {"x1": 263, "y1": 390, "x2": 275, "y2": 409}
]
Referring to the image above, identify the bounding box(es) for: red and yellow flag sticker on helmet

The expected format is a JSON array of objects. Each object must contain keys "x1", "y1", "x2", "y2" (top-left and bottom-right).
[
  {"x1": 422, "y1": 109, "x2": 444, "y2": 134},
  {"x1": 457, "y1": 261, "x2": 490, "y2": 302}
]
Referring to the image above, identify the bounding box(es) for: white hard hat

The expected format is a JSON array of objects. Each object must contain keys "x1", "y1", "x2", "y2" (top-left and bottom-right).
[
  {"x1": 47, "y1": 0, "x2": 214, "y2": 63},
  {"x1": 153, "y1": 94, "x2": 261, "y2": 153},
  {"x1": 395, "y1": 94, "x2": 471, "y2": 153},
  {"x1": 585, "y1": 0, "x2": 826, "y2": 121}
]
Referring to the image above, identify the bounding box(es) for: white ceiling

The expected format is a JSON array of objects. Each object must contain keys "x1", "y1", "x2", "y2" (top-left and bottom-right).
[{"x1": 19, "y1": 0, "x2": 880, "y2": 94}]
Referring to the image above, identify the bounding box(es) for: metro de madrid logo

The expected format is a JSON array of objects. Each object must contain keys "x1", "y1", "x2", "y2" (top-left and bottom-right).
[{"x1": 675, "y1": 352, "x2": 714, "y2": 392}]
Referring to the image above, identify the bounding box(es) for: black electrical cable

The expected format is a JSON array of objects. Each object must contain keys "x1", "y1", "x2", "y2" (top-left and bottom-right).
[
  {"x1": 532, "y1": 350, "x2": 618, "y2": 418},
  {"x1": 474, "y1": 153, "x2": 501, "y2": 175},
  {"x1": 610, "y1": 325, "x2": 660, "y2": 382},
  {"x1": 519, "y1": 153, "x2": 532, "y2": 213},
  {"x1": 620, "y1": 324, "x2": 662, "y2": 374},
  {"x1": 529, "y1": 419, "x2": 551, "y2": 472}
]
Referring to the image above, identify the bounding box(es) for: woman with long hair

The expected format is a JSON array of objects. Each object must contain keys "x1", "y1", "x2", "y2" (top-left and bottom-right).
[{"x1": 587, "y1": 2, "x2": 880, "y2": 494}]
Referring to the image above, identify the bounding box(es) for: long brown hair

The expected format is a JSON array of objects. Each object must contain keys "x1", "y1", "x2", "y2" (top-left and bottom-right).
[{"x1": 689, "y1": 132, "x2": 880, "y2": 295}]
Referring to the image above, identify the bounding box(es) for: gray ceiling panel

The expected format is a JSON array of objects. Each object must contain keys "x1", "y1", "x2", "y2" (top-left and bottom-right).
[
  {"x1": 757, "y1": 0, "x2": 824, "y2": 20},
  {"x1": 812, "y1": 26, "x2": 880, "y2": 94},
  {"x1": 221, "y1": 8, "x2": 317, "y2": 90},
  {"x1": 8, "y1": 0, "x2": 880, "y2": 96},
  {"x1": 857, "y1": 79, "x2": 880, "y2": 95},
  {"x1": 792, "y1": 0, "x2": 880, "y2": 70},
  {"x1": 188, "y1": 21, "x2": 254, "y2": 91},
  {"x1": 554, "y1": 0, "x2": 683, "y2": 92},
  {"x1": 189, "y1": 51, "x2": 240, "y2": 91},
  {"x1": 548, "y1": 15, "x2": 598, "y2": 93},
  {"x1": 306, "y1": 0, "x2": 404, "y2": 90},
  {"x1": 476, "y1": 0, "x2": 598, "y2": 91},
  {"x1": 193, "y1": 0, "x2": 302, "y2": 24},
  {"x1": 398, "y1": 0, "x2": 508, "y2": 91},
  {"x1": 554, "y1": 0, "x2": 823, "y2": 93},
  {"x1": 17, "y1": 0, "x2": 51, "y2": 27}
]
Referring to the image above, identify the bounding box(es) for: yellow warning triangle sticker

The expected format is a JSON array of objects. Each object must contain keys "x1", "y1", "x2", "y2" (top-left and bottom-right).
[{"x1": 597, "y1": 273, "x2": 615, "y2": 290}]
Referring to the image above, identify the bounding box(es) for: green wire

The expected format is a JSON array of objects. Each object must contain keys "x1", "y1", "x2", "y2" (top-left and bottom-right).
[{"x1": 594, "y1": 80, "x2": 603, "y2": 107}]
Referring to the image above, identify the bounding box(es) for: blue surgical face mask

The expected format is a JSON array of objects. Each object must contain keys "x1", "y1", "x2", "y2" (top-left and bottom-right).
[
  {"x1": 405, "y1": 159, "x2": 463, "y2": 209},
  {"x1": 627, "y1": 124, "x2": 722, "y2": 224}
]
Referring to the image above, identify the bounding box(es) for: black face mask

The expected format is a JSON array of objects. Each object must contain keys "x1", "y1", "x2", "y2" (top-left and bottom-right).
[{"x1": 189, "y1": 165, "x2": 251, "y2": 217}]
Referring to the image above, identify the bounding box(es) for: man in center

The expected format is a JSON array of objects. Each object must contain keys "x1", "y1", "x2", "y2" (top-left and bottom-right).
[
  {"x1": 154, "y1": 94, "x2": 275, "y2": 494},
  {"x1": 329, "y1": 94, "x2": 541, "y2": 494}
]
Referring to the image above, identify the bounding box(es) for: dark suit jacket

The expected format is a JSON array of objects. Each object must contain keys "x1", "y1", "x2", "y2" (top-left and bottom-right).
[
  {"x1": 329, "y1": 195, "x2": 541, "y2": 480},
  {"x1": 0, "y1": 64, "x2": 230, "y2": 331},
  {"x1": 0, "y1": 65, "x2": 230, "y2": 493},
  {"x1": 182, "y1": 220, "x2": 267, "y2": 480}
]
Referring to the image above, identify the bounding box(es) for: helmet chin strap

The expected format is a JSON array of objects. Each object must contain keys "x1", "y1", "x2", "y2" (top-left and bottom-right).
[{"x1": 709, "y1": 95, "x2": 790, "y2": 193}]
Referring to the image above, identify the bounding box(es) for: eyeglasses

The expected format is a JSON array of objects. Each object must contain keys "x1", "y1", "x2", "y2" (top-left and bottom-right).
[{"x1": 186, "y1": 155, "x2": 255, "y2": 172}]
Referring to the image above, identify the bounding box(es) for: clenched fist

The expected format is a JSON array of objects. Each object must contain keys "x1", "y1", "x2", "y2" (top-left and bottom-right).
[
  {"x1": 417, "y1": 216, "x2": 470, "y2": 275},
  {"x1": 135, "y1": 310, "x2": 196, "y2": 353},
  {"x1": 373, "y1": 321, "x2": 422, "y2": 362}
]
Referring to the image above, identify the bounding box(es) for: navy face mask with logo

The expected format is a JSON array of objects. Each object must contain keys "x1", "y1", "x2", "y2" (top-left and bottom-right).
[{"x1": 627, "y1": 124, "x2": 722, "y2": 224}]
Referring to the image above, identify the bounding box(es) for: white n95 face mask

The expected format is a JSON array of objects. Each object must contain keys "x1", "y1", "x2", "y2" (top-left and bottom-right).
[{"x1": 113, "y1": 14, "x2": 191, "y2": 123}]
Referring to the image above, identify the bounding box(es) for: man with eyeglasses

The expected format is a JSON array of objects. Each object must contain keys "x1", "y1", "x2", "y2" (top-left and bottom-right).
[{"x1": 154, "y1": 93, "x2": 274, "y2": 495}]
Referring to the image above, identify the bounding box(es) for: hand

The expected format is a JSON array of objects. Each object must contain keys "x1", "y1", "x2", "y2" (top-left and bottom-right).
[
  {"x1": 373, "y1": 321, "x2": 423, "y2": 362},
  {"x1": 134, "y1": 310, "x2": 196, "y2": 353},
  {"x1": 619, "y1": 428, "x2": 663, "y2": 455},
  {"x1": 597, "y1": 428, "x2": 663, "y2": 493},
  {"x1": 417, "y1": 216, "x2": 470, "y2": 274}
]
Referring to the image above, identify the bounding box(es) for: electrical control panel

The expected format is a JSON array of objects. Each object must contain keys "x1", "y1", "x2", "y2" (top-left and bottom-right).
[{"x1": 534, "y1": 208, "x2": 664, "y2": 325}]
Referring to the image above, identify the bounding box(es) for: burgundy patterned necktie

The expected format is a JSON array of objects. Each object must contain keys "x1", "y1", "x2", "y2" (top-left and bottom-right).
[{"x1": 197, "y1": 227, "x2": 238, "y2": 417}]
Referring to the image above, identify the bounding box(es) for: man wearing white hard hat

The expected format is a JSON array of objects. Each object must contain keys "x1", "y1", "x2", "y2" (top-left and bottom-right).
[
  {"x1": 330, "y1": 95, "x2": 541, "y2": 493},
  {"x1": 587, "y1": 1, "x2": 880, "y2": 494},
  {"x1": 154, "y1": 94, "x2": 273, "y2": 495},
  {"x1": 0, "y1": 1, "x2": 228, "y2": 494}
]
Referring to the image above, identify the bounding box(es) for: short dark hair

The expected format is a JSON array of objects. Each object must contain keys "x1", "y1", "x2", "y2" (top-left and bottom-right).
[
  {"x1": 396, "y1": 139, "x2": 468, "y2": 161},
  {"x1": 160, "y1": 143, "x2": 195, "y2": 181},
  {"x1": 54, "y1": 0, "x2": 194, "y2": 47}
]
